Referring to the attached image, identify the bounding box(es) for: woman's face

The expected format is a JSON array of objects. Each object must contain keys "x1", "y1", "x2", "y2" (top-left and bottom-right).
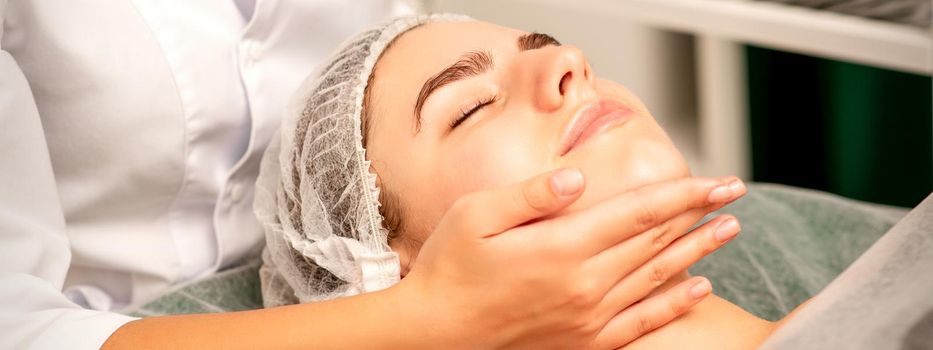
[{"x1": 366, "y1": 20, "x2": 690, "y2": 267}]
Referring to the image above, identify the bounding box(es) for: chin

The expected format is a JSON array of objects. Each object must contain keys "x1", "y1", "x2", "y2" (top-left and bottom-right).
[{"x1": 560, "y1": 121, "x2": 690, "y2": 214}]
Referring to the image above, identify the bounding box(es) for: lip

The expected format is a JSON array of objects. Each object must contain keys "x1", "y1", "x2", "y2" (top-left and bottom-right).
[{"x1": 559, "y1": 99, "x2": 634, "y2": 156}]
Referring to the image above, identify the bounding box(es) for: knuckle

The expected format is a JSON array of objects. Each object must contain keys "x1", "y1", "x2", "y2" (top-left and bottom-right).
[
  {"x1": 636, "y1": 314, "x2": 654, "y2": 335},
  {"x1": 649, "y1": 222, "x2": 674, "y2": 252},
  {"x1": 693, "y1": 178, "x2": 714, "y2": 194},
  {"x1": 702, "y1": 233, "x2": 721, "y2": 255},
  {"x1": 686, "y1": 178, "x2": 717, "y2": 205},
  {"x1": 579, "y1": 324, "x2": 602, "y2": 345},
  {"x1": 697, "y1": 223, "x2": 722, "y2": 254},
  {"x1": 648, "y1": 262, "x2": 668, "y2": 287},
  {"x1": 634, "y1": 199, "x2": 660, "y2": 229},
  {"x1": 570, "y1": 317, "x2": 601, "y2": 339},
  {"x1": 568, "y1": 279, "x2": 600, "y2": 309},
  {"x1": 702, "y1": 235, "x2": 718, "y2": 254},
  {"x1": 567, "y1": 291, "x2": 592, "y2": 310},
  {"x1": 669, "y1": 297, "x2": 687, "y2": 316}
]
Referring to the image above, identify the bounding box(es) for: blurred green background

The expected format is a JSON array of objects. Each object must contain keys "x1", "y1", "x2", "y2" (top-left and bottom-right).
[{"x1": 747, "y1": 46, "x2": 932, "y2": 208}]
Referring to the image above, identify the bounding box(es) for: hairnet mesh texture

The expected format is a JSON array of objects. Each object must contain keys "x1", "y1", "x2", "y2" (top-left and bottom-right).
[{"x1": 254, "y1": 14, "x2": 470, "y2": 307}]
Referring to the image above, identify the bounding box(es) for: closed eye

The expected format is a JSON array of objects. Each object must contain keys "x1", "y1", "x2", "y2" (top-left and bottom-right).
[{"x1": 450, "y1": 95, "x2": 498, "y2": 129}]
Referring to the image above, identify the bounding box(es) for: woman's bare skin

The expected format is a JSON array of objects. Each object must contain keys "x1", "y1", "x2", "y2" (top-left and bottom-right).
[{"x1": 358, "y1": 19, "x2": 811, "y2": 348}]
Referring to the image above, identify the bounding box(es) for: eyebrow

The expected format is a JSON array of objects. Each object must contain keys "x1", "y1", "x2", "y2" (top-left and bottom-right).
[{"x1": 412, "y1": 32, "x2": 561, "y2": 133}]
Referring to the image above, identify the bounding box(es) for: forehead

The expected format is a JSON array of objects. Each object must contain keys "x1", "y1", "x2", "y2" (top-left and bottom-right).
[
  {"x1": 368, "y1": 21, "x2": 525, "y2": 118},
  {"x1": 383, "y1": 20, "x2": 525, "y2": 68}
]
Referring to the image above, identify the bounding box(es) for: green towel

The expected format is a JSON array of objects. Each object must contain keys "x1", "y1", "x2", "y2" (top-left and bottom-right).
[
  {"x1": 126, "y1": 260, "x2": 263, "y2": 317},
  {"x1": 691, "y1": 183, "x2": 905, "y2": 320},
  {"x1": 759, "y1": 192, "x2": 933, "y2": 349},
  {"x1": 126, "y1": 183, "x2": 907, "y2": 320}
]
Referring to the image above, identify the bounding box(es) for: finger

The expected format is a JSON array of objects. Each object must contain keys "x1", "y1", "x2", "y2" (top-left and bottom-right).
[
  {"x1": 598, "y1": 215, "x2": 740, "y2": 318},
  {"x1": 581, "y1": 204, "x2": 721, "y2": 294},
  {"x1": 590, "y1": 276, "x2": 713, "y2": 349},
  {"x1": 553, "y1": 176, "x2": 745, "y2": 256},
  {"x1": 446, "y1": 168, "x2": 586, "y2": 238}
]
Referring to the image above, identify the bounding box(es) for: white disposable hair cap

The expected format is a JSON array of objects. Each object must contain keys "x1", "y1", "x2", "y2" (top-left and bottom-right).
[{"x1": 254, "y1": 13, "x2": 471, "y2": 307}]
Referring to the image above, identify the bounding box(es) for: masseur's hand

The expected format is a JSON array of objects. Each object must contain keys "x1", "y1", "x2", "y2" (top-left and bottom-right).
[{"x1": 396, "y1": 169, "x2": 746, "y2": 349}]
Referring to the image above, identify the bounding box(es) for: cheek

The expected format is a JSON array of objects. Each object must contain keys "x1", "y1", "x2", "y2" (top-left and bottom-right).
[
  {"x1": 436, "y1": 127, "x2": 549, "y2": 208},
  {"x1": 387, "y1": 124, "x2": 549, "y2": 243}
]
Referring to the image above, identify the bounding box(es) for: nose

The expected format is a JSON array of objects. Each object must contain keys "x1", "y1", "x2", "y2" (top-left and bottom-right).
[{"x1": 531, "y1": 45, "x2": 594, "y2": 112}]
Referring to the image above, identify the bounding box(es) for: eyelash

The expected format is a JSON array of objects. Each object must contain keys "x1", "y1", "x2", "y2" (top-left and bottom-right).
[{"x1": 451, "y1": 95, "x2": 498, "y2": 129}]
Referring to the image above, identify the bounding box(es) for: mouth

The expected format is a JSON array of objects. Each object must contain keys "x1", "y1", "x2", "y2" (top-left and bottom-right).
[{"x1": 559, "y1": 99, "x2": 634, "y2": 156}]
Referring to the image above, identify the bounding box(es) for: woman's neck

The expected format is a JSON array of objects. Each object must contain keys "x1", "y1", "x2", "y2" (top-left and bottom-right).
[{"x1": 623, "y1": 294, "x2": 778, "y2": 349}]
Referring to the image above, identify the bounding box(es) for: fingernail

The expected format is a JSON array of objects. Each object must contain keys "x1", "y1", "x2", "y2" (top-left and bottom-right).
[
  {"x1": 714, "y1": 218, "x2": 740, "y2": 242},
  {"x1": 707, "y1": 185, "x2": 732, "y2": 203},
  {"x1": 688, "y1": 278, "x2": 712, "y2": 300},
  {"x1": 728, "y1": 179, "x2": 746, "y2": 195},
  {"x1": 551, "y1": 168, "x2": 584, "y2": 196}
]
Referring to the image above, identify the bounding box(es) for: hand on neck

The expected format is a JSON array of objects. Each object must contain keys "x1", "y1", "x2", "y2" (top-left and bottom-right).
[{"x1": 624, "y1": 271, "x2": 777, "y2": 349}]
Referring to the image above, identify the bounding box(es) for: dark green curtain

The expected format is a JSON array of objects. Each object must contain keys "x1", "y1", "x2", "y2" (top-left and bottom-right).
[{"x1": 747, "y1": 45, "x2": 932, "y2": 208}]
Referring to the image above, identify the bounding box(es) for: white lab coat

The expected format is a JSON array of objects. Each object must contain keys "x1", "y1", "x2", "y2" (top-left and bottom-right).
[{"x1": 0, "y1": 0, "x2": 413, "y2": 348}]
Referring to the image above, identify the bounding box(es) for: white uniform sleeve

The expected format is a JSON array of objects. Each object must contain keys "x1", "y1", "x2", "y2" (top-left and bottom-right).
[{"x1": 0, "y1": 16, "x2": 138, "y2": 350}]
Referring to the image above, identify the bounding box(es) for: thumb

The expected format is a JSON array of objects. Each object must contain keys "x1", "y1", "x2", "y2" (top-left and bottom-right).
[{"x1": 450, "y1": 168, "x2": 586, "y2": 238}]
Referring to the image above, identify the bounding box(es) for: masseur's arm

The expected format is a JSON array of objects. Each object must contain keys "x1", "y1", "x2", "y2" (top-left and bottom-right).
[
  {"x1": 104, "y1": 172, "x2": 743, "y2": 349},
  {"x1": 0, "y1": 43, "x2": 139, "y2": 350}
]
